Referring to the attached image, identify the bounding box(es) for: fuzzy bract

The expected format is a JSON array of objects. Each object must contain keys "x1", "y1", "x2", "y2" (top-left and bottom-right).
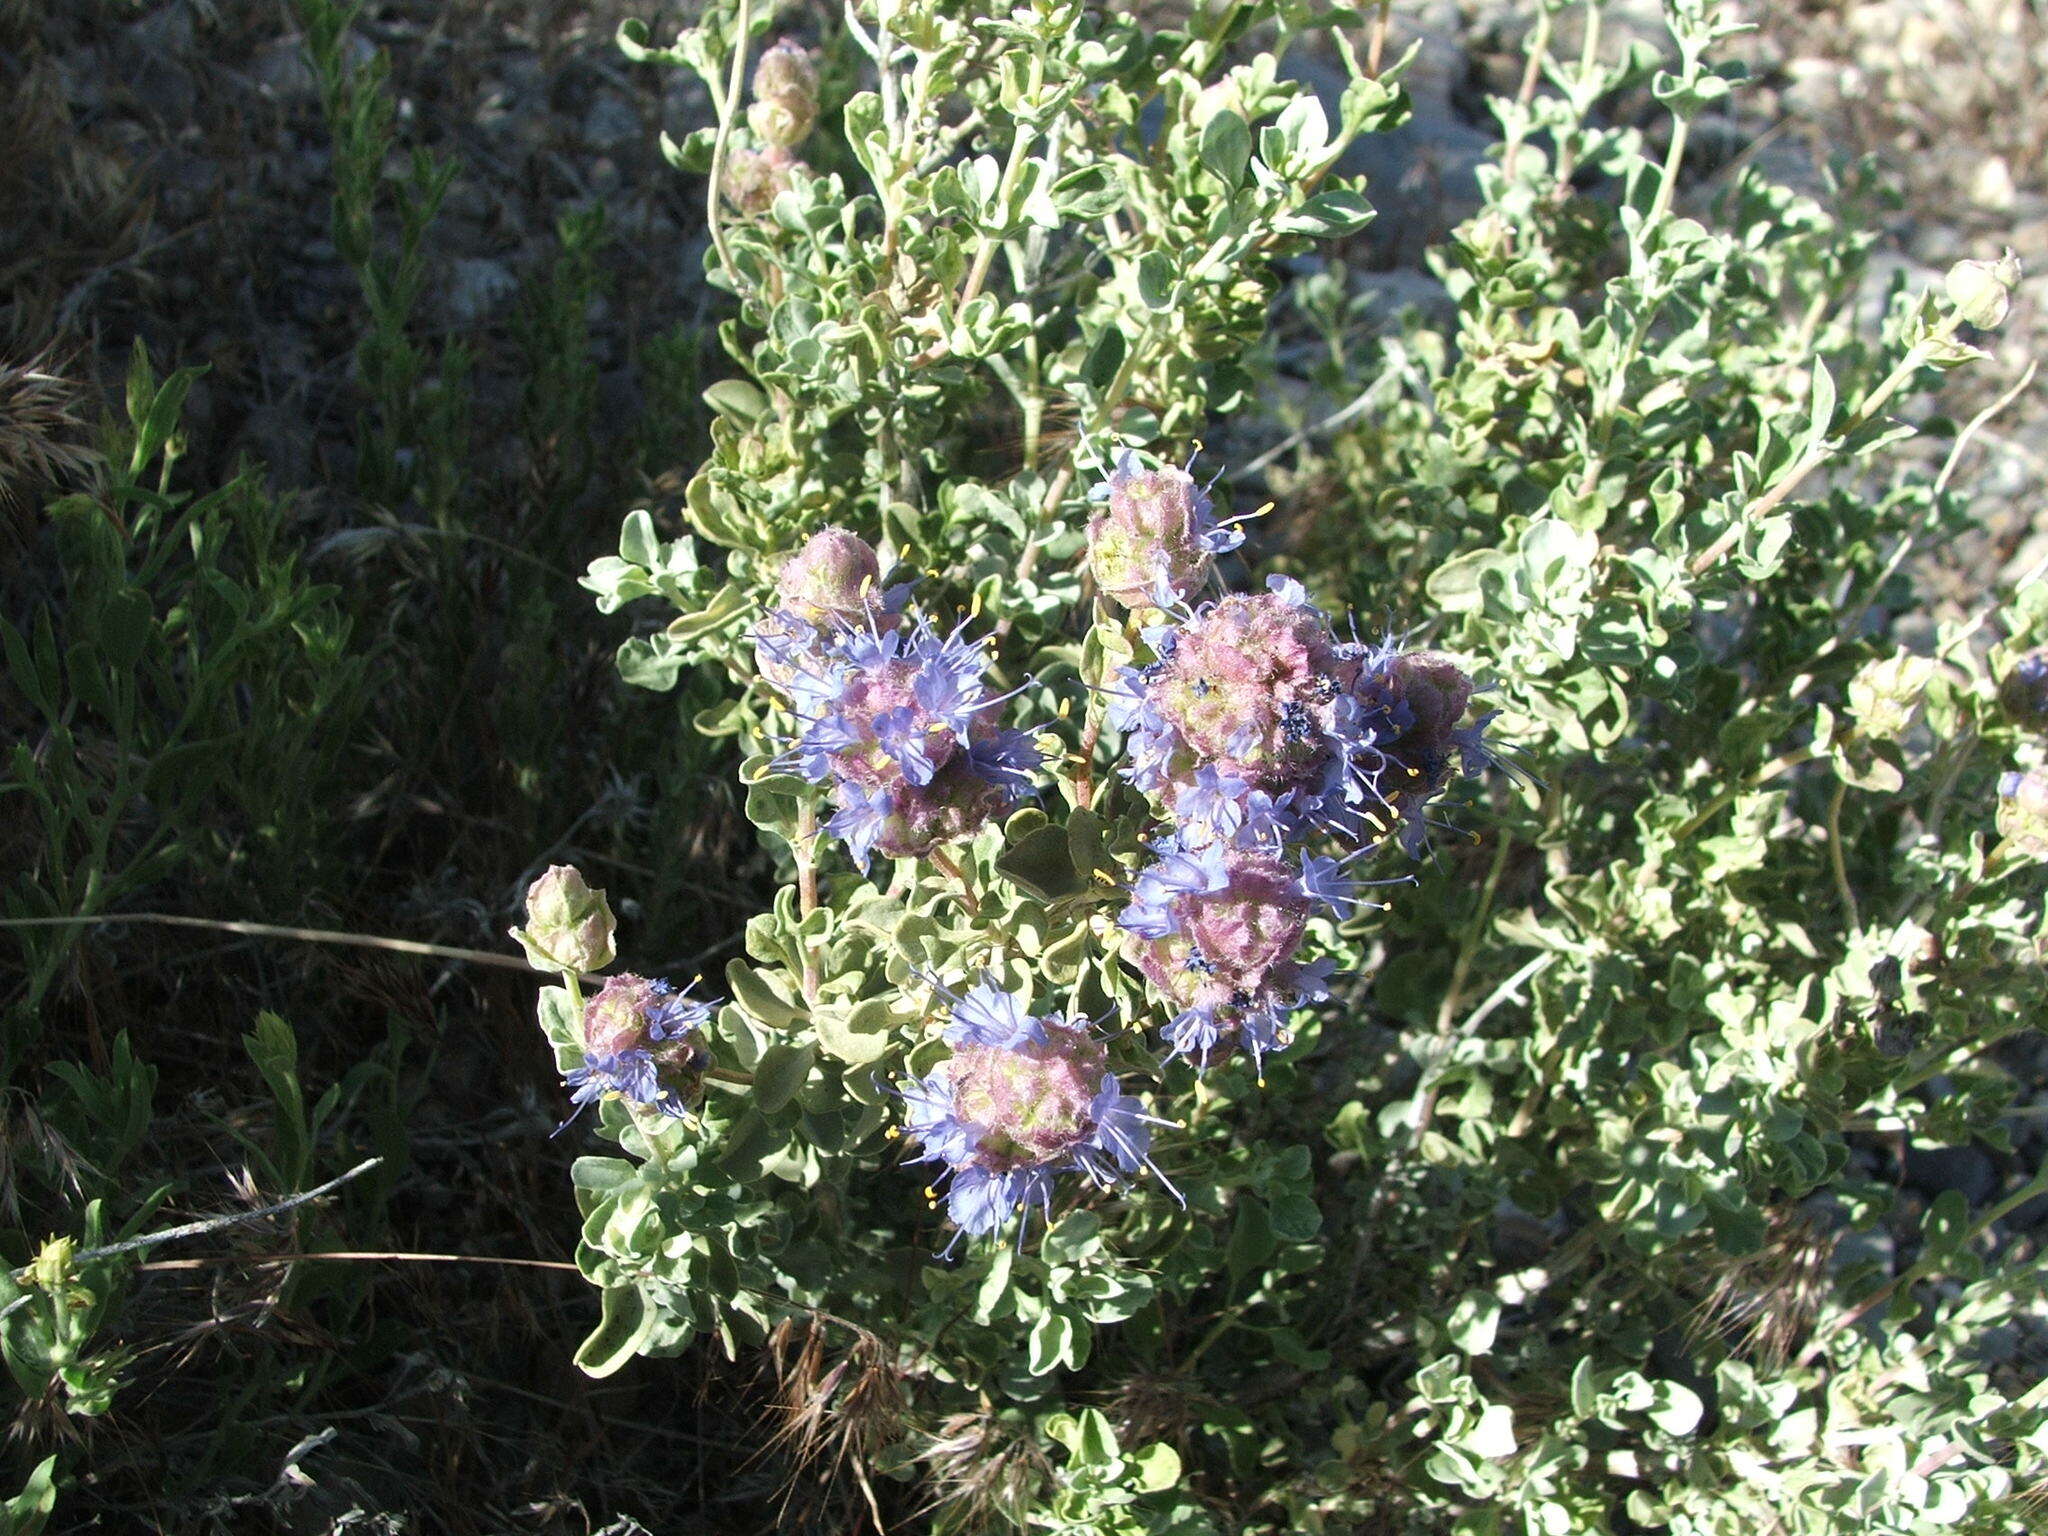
[
  {"x1": 752, "y1": 528, "x2": 910, "y2": 700},
  {"x1": 748, "y1": 39, "x2": 819, "y2": 149},
  {"x1": 1113, "y1": 578, "x2": 1501, "y2": 854},
  {"x1": 899, "y1": 980, "x2": 1171, "y2": 1243},
  {"x1": 564, "y1": 974, "x2": 717, "y2": 1119},
  {"x1": 1997, "y1": 768, "x2": 2048, "y2": 858},
  {"x1": 1119, "y1": 843, "x2": 1353, "y2": 1070},
  {"x1": 1085, "y1": 449, "x2": 1245, "y2": 610},
  {"x1": 778, "y1": 616, "x2": 1040, "y2": 869}
]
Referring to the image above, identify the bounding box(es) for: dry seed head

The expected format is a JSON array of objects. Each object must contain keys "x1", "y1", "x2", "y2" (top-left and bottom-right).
[{"x1": 0, "y1": 352, "x2": 96, "y2": 512}]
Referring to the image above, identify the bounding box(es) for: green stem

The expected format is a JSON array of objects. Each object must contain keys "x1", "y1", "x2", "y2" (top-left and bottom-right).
[
  {"x1": 1826, "y1": 777, "x2": 1862, "y2": 936},
  {"x1": 1647, "y1": 112, "x2": 1689, "y2": 225},
  {"x1": 1691, "y1": 317, "x2": 1962, "y2": 577},
  {"x1": 704, "y1": 0, "x2": 755, "y2": 293}
]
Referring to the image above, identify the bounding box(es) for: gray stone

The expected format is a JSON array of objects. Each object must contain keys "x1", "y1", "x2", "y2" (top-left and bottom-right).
[
  {"x1": 443, "y1": 257, "x2": 519, "y2": 326},
  {"x1": 584, "y1": 92, "x2": 641, "y2": 154},
  {"x1": 1902, "y1": 1142, "x2": 1999, "y2": 1206}
]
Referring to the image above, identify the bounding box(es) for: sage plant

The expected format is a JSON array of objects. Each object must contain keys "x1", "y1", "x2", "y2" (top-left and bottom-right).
[{"x1": 532, "y1": 2, "x2": 2048, "y2": 1532}]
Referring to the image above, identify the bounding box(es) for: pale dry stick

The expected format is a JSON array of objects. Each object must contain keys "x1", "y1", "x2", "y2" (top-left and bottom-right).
[
  {"x1": 1365, "y1": 0, "x2": 1393, "y2": 77},
  {"x1": 1795, "y1": 1154, "x2": 2048, "y2": 1371},
  {"x1": 136, "y1": 1247, "x2": 578, "y2": 1275},
  {"x1": 0, "y1": 1158, "x2": 384, "y2": 1323},
  {"x1": 1495, "y1": 3, "x2": 1556, "y2": 175},
  {"x1": 1691, "y1": 315, "x2": 1967, "y2": 578},
  {"x1": 1829, "y1": 358, "x2": 2040, "y2": 647},
  {"x1": 1229, "y1": 369, "x2": 1406, "y2": 485},
  {"x1": 0, "y1": 912, "x2": 531, "y2": 972}
]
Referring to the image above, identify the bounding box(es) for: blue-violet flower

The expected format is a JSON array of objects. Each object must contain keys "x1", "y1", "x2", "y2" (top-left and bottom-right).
[
  {"x1": 1111, "y1": 577, "x2": 1499, "y2": 853},
  {"x1": 563, "y1": 973, "x2": 717, "y2": 1120},
  {"x1": 1120, "y1": 844, "x2": 1352, "y2": 1070},
  {"x1": 779, "y1": 617, "x2": 1040, "y2": 869},
  {"x1": 900, "y1": 978, "x2": 1173, "y2": 1244}
]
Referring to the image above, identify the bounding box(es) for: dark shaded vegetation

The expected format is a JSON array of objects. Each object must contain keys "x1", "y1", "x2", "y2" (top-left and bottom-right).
[{"x1": 0, "y1": 2, "x2": 822, "y2": 1528}]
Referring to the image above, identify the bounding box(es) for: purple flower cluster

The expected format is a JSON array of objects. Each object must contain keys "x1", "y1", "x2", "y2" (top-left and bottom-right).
[
  {"x1": 753, "y1": 529, "x2": 1041, "y2": 870},
  {"x1": 564, "y1": 974, "x2": 717, "y2": 1121},
  {"x1": 1085, "y1": 449, "x2": 1247, "y2": 610},
  {"x1": 899, "y1": 977, "x2": 1173, "y2": 1243},
  {"x1": 1119, "y1": 845, "x2": 1355, "y2": 1071},
  {"x1": 1110, "y1": 576, "x2": 1499, "y2": 855},
  {"x1": 777, "y1": 617, "x2": 1041, "y2": 870},
  {"x1": 752, "y1": 527, "x2": 910, "y2": 696}
]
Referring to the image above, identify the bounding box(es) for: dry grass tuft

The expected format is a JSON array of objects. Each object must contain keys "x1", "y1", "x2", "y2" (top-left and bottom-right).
[
  {"x1": 759, "y1": 1314, "x2": 906, "y2": 1532},
  {"x1": 0, "y1": 351, "x2": 96, "y2": 514},
  {"x1": 1109, "y1": 1368, "x2": 1221, "y2": 1462},
  {"x1": 917, "y1": 1407, "x2": 1051, "y2": 1536},
  {"x1": 1686, "y1": 1207, "x2": 1839, "y2": 1370}
]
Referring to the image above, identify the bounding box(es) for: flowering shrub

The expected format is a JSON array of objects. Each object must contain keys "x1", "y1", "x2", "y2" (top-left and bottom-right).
[{"x1": 535, "y1": 1, "x2": 2048, "y2": 1531}]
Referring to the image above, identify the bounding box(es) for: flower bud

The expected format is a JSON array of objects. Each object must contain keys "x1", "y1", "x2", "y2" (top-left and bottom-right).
[
  {"x1": 723, "y1": 144, "x2": 798, "y2": 214},
  {"x1": 512, "y1": 864, "x2": 615, "y2": 975},
  {"x1": 565, "y1": 974, "x2": 716, "y2": 1119},
  {"x1": 1999, "y1": 650, "x2": 2048, "y2": 730},
  {"x1": 778, "y1": 527, "x2": 885, "y2": 627},
  {"x1": 1846, "y1": 651, "x2": 1936, "y2": 742},
  {"x1": 30, "y1": 1235, "x2": 74, "y2": 1292},
  {"x1": 1085, "y1": 450, "x2": 1242, "y2": 611},
  {"x1": 748, "y1": 40, "x2": 819, "y2": 150},
  {"x1": 1945, "y1": 251, "x2": 2022, "y2": 329},
  {"x1": 1997, "y1": 768, "x2": 2048, "y2": 859}
]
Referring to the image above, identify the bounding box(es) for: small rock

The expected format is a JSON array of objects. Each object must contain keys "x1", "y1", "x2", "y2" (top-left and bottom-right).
[
  {"x1": 443, "y1": 257, "x2": 518, "y2": 326},
  {"x1": 1972, "y1": 156, "x2": 2018, "y2": 211},
  {"x1": 247, "y1": 37, "x2": 317, "y2": 104},
  {"x1": 584, "y1": 92, "x2": 641, "y2": 154},
  {"x1": 1902, "y1": 1142, "x2": 1998, "y2": 1206}
]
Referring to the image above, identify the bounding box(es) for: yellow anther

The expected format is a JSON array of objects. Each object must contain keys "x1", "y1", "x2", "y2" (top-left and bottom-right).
[
  {"x1": 885, "y1": 1125, "x2": 901, "y2": 1138},
  {"x1": 1252, "y1": 501, "x2": 1275, "y2": 518},
  {"x1": 1057, "y1": 697, "x2": 1073, "y2": 719},
  {"x1": 970, "y1": 589, "x2": 985, "y2": 618}
]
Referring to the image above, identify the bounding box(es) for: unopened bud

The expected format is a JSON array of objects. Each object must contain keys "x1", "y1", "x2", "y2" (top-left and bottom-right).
[
  {"x1": 1997, "y1": 768, "x2": 2048, "y2": 859},
  {"x1": 777, "y1": 526, "x2": 884, "y2": 627},
  {"x1": 1945, "y1": 251, "x2": 2022, "y2": 329},
  {"x1": 1086, "y1": 451, "x2": 1240, "y2": 610},
  {"x1": 723, "y1": 144, "x2": 799, "y2": 214},
  {"x1": 1388, "y1": 652, "x2": 1476, "y2": 752},
  {"x1": 748, "y1": 40, "x2": 819, "y2": 150},
  {"x1": 30, "y1": 1235, "x2": 74, "y2": 1292},
  {"x1": 1847, "y1": 651, "x2": 1936, "y2": 742},
  {"x1": 1999, "y1": 649, "x2": 2048, "y2": 730},
  {"x1": 512, "y1": 864, "x2": 616, "y2": 975}
]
